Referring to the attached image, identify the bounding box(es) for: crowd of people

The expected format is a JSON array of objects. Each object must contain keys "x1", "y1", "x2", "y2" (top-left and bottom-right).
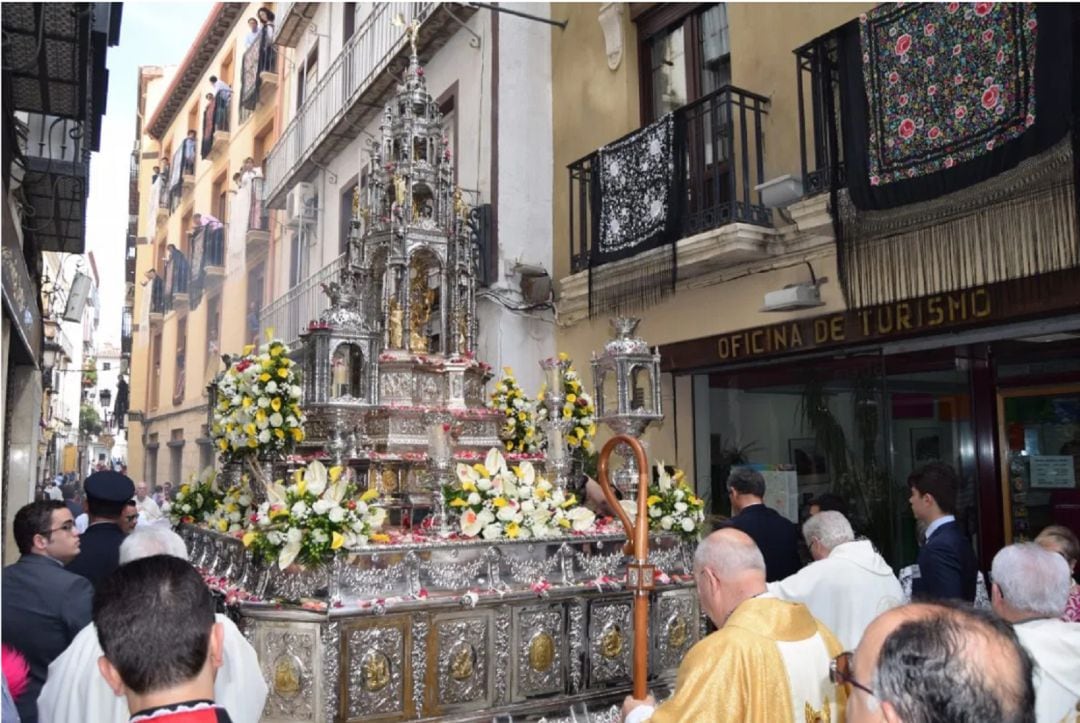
[
  {"x1": 3, "y1": 461, "x2": 1077, "y2": 722},
  {"x1": 623, "y1": 462, "x2": 1080, "y2": 723}
]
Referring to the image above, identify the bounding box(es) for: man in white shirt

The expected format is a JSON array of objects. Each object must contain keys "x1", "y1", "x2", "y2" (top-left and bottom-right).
[
  {"x1": 990, "y1": 542, "x2": 1080, "y2": 723},
  {"x1": 209, "y1": 75, "x2": 232, "y2": 102},
  {"x1": 243, "y1": 17, "x2": 259, "y2": 48},
  {"x1": 37, "y1": 526, "x2": 268, "y2": 723},
  {"x1": 768, "y1": 511, "x2": 903, "y2": 650},
  {"x1": 133, "y1": 480, "x2": 163, "y2": 523}
]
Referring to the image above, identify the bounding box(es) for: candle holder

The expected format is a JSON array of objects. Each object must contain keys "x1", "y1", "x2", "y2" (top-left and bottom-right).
[
  {"x1": 424, "y1": 411, "x2": 454, "y2": 537},
  {"x1": 539, "y1": 357, "x2": 573, "y2": 492}
]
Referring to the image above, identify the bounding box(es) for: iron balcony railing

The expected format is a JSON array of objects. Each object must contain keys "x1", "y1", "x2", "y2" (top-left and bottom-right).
[
  {"x1": 259, "y1": 253, "x2": 346, "y2": 347},
  {"x1": 21, "y1": 112, "x2": 91, "y2": 253},
  {"x1": 795, "y1": 31, "x2": 845, "y2": 197},
  {"x1": 248, "y1": 177, "x2": 269, "y2": 232},
  {"x1": 121, "y1": 307, "x2": 133, "y2": 355},
  {"x1": 200, "y1": 89, "x2": 231, "y2": 159},
  {"x1": 149, "y1": 276, "x2": 166, "y2": 315},
  {"x1": 568, "y1": 85, "x2": 771, "y2": 273},
  {"x1": 169, "y1": 139, "x2": 197, "y2": 211},
  {"x1": 240, "y1": 25, "x2": 277, "y2": 115},
  {"x1": 263, "y1": 2, "x2": 433, "y2": 205}
]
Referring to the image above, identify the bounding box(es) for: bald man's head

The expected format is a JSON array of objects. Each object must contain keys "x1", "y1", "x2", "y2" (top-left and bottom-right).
[
  {"x1": 847, "y1": 602, "x2": 1034, "y2": 723},
  {"x1": 693, "y1": 528, "x2": 767, "y2": 627}
]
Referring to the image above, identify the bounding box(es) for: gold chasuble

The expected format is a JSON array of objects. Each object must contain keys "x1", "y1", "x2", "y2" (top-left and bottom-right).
[{"x1": 649, "y1": 596, "x2": 845, "y2": 723}]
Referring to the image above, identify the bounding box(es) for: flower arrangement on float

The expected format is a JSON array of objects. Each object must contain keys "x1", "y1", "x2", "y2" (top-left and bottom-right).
[
  {"x1": 204, "y1": 479, "x2": 254, "y2": 534},
  {"x1": 241, "y1": 460, "x2": 389, "y2": 570},
  {"x1": 489, "y1": 367, "x2": 541, "y2": 453},
  {"x1": 445, "y1": 448, "x2": 596, "y2": 540},
  {"x1": 210, "y1": 337, "x2": 305, "y2": 462},
  {"x1": 537, "y1": 353, "x2": 597, "y2": 454},
  {"x1": 170, "y1": 467, "x2": 224, "y2": 525},
  {"x1": 620, "y1": 463, "x2": 706, "y2": 541}
]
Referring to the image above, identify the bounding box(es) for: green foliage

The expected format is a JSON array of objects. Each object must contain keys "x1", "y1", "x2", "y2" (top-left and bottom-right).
[
  {"x1": 709, "y1": 437, "x2": 758, "y2": 517},
  {"x1": 79, "y1": 403, "x2": 103, "y2": 437}
]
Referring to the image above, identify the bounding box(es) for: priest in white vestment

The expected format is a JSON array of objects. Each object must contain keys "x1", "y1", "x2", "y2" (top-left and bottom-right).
[
  {"x1": 990, "y1": 542, "x2": 1080, "y2": 723},
  {"x1": 622, "y1": 528, "x2": 843, "y2": 723},
  {"x1": 37, "y1": 526, "x2": 267, "y2": 723},
  {"x1": 768, "y1": 511, "x2": 903, "y2": 650},
  {"x1": 133, "y1": 480, "x2": 164, "y2": 523}
]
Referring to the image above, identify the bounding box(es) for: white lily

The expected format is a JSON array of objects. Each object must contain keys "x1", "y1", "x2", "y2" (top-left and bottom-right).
[
  {"x1": 305, "y1": 460, "x2": 328, "y2": 497},
  {"x1": 620, "y1": 498, "x2": 638, "y2": 523},
  {"x1": 460, "y1": 509, "x2": 484, "y2": 537},
  {"x1": 484, "y1": 447, "x2": 507, "y2": 476},
  {"x1": 266, "y1": 479, "x2": 287, "y2": 507},
  {"x1": 566, "y1": 506, "x2": 596, "y2": 532},
  {"x1": 277, "y1": 539, "x2": 302, "y2": 570},
  {"x1": 457, "y1": 462, "x2": 480, "y2": 485},
  {"x1": 516, "y1": 462, "x2": 536, "y2": 486}
]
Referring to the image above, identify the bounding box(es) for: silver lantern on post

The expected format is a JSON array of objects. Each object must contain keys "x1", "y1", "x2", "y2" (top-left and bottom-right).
[
  {"x1": 424, "y1": 410, "x2": 454, "y2": 537},
  {"x1": 591, "y1": 318, "x2": 663, "y2": 501},
  {"x1": 538, "y1": 356, "x2": 573, "y2": 492}
]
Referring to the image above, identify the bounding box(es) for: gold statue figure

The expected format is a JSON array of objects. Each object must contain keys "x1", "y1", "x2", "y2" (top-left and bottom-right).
[
  {"x1": 452, "y1": 186, "x2": 467, "y2": 223},
  {"x1": 408, "y1": 275, "x2": 435, "y2": 353},
  {"x1": 387, "y1": 297, "x2": 404, "y2": 349},
  {"x1": 273, "y1": 656, "x2": 302, "y2": 699},
  {"x1": 449, "y1": 644, "x2": 475, "y2": 681},
  {"x1": 361, "y1": 652, "x2": 391, "y2": 692},
  {"x1": 393, "y1": 174, "x2": 407, "y2": 207}
]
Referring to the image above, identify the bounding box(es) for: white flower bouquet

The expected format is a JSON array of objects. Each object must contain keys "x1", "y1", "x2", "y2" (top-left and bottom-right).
[
  {"x1": 620, "y1": 463, "x2": 706, "y2": 541},
  {"x1": 211, "y1": 337, "x2": 306, "y2": 462},
  {"x1": 170, "y1": 467, "x2": 223, "y2": 525},
  {"x1": 445, "y1": 448, "x2": 596, "y2": 540},
  {"x1": 241, "y1": 460, "x2": 388, "y2": 570},
  {"x1": 489, "y1": 367, "x2": 541, "y2": 453},
  {"x1": 204, "y1": 478, "x2": 254, "y2": 535},
  {"x1": 536, "y1": 353, "x2": 597, "y2": 454}
]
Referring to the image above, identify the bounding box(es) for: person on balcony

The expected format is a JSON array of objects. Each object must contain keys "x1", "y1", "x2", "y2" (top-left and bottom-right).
[
  {"x1": 243, "y1": 17, "x2": 259, "y2": 49},
  {"x1": 194, "y1": 213, "x2": 225, "y2": 268},
  {"x1": 182, "y1": 131, "x2": 197, "y2": 175},
  {"x1": 209, "y1": 75, "x2": 232, "y2": 103},
  {"x1": 256, "y1": 7, "x2": 275, "y2": 39}
]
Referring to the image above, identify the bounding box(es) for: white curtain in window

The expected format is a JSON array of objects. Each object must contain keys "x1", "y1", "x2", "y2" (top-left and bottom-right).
[{"x1": 700, "y1": 4, "x2": 729, "y2": 65}]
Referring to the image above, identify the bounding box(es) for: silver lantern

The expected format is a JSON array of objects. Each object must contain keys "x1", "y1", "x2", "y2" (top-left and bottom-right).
[
  {"x1": 591, "y1": 318, "x2": 663, "y2": 500},
  {"x1": 538, "y1": 357, "x2": 573, "y2": 492}
]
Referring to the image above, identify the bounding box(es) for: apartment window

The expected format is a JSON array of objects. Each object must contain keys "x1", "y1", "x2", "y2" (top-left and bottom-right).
[
  {"x1": 636, "y1": 4, "x2": 730, "y2": 123},
  {"x1": 206, "y1": 293, "x2": 221, "y2": 374},
  {"x1": 198, "y1": 424, "x2": 214, "y2": 473},
  {"x1": 296, "y1": 46, "x2": 319, "y2": 110},
  {"x1": 247, "y1": 263, "x2": 265, "y2": 345},
  {"x1": 253, "y1": 122, "x2": 272, "y2": 167},
  {"x1": 343, "y1": 2, "x2": 358, "y2": 44},
  {"x1": 169, "y1": 429, "x2": 184, "y2": 487},
  {"x1": 341, "y1": 178, "x2": 358, "y2": 254},
  {"x1": 174, "y1": 316, "x2": 187, "y2": 406},
  {"x1": 212, "y1": 171, "x2": 228, "y2": 222},
  {"x1": 180, "y1": 209, "x2": 193, "y2": 255},
  {"x1": 102, "y1": 362, "x2": 111, "y2": 371},
  {"x1": 150, "y1": 332, "x2": 163, "y2": 410},
  {"x1": 220, "y1": 50, "x2": 235, "y2": 92}
]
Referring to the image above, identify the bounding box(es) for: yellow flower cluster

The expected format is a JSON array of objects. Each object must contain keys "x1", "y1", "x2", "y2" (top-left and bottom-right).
[
  {"x1": 489, "y1": 367, "x2": 541, "y2": 454},
  {"x1": 537, "y1": 354, "x2": 597, "y2": 454}
]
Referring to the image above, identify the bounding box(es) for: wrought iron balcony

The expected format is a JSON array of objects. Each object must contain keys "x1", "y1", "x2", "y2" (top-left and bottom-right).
[
  {"x1": 259, "y1": 253, "x2": 346, "y2": 347},
  {"x1": 567, "y1": 85, "x2": 771, "y2": 273},
  {"x1": 20, "y1": 113, "x2": 90, "y2": 253},
  {"x1": 121, "y1": 307, "x2": 133, "y2": 356},
  {"x1": 795, "y1": 31, "x2": 845, "y2": 198},
  {"x1": 201, "y1": 89, "x2": 232, "y2": 159},
  {"x1": 168, "y1": 140, "x2": 197, "y2": 212},
  {"x1": 239, "y1": 25, "x2": 278, "y2": 117},
  {"x1": 245, "y1": 176, "x2": 271, "y2": 258},
  {"x1": 262, "y1": 2, "x2": 474, "y2": 208}
]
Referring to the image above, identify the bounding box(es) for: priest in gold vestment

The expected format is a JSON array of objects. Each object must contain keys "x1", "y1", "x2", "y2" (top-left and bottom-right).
[{"x1": 623, "y1": 529, "x2": 845, "y2": 723}]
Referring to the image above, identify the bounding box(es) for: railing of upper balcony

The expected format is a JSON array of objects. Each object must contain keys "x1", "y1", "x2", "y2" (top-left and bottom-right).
[
  {"x1": 263, "y1": 2, "x2": 432, "y2": 203},
  {"x1": 795, "y1": 31, "x2": 845, "y2": 197},
  {"x1": 149, "y1": 276, "x2": 166, "y2": 315},
  {"x1": 259, "y1": 253, "x2": 346, "y2": 347},
  {"x1": 200, "y1": 89, "x2": 232, "y2": 159},
  {"x1": 169, "y1": 140, "x2": 196, "y2": 212},
  {"x1": 163, "y1": 251, "x2": 189, "y2": 311},
  {"x1": 126, "y1": 235, "x2": 137, "y2": 284},
  {"x1": 567, "y1": 85, "x2": 771, "y2": 273},
  {"x1": 191, "y1": 224, "x2": 225, "y2": 270},
  {"x1": 240, "y1": 24, "x2": 277, "y2": 121},
  {"x1": 248, "y1": 177, "x2": 270, "y2": 232}
]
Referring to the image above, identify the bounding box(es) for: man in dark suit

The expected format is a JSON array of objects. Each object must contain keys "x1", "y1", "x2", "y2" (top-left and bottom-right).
[
  {"x1": 66, "y1": 470, "x2": 135, "y2": 588},
  {"x1": 724, "y1": 468, "x2": 802, "y2": 581},
  {"x1": 908, "y1": 462, "x2": 978, "y2": 602},
  {"x1": 2, "y1": 500, "x2": 94, "y2": 723}
]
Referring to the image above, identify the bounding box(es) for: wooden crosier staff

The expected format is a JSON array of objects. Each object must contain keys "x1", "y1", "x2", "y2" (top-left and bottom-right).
[{"x1": 596, "y1": 434, "x2": 653, "y2": 700}]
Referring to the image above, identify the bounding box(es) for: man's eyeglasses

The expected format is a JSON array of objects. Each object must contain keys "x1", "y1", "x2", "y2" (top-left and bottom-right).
[
  {"x1": 42, "y1": 520, "x2": 77, "y2": 535},
  {"x1": 830, "y1": 652, "x2": 876, "y2": 698}
]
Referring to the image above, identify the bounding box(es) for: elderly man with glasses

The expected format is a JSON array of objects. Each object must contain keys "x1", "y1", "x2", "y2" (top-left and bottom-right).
[
  {"x1": 1, "y1": 500, "x2": 94, "y2": 723},
  {"x1": 840, "y1": 601, "x2": 1035, "y2": 723}
]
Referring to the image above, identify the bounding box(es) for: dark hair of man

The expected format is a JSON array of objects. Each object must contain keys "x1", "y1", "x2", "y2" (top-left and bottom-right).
[
  {"x1": 209, "y1": 75, "x2": 217, "y2": 84},
  {"x1": 87, "y1": 496, "x2": 128, "y2": 519},
  {"x1": 94, "y1": 555, "x2": 215, "y2": 694},
  {"x1": 61, "y1": 484, "x2": 77, "y2": 501},
  {"x1": 13, "y1": 500, "x2": 66, "y2": 554},
  {"x1": 907, "y1": 462, "x2": 959, "y2": 514},
  {"x1": 873, "y1": 602, "x2": 1035, "y2": 723},
  {"x1": 809, "y1": 492, "x2": 847, "y2": 516},
  {"x1": 728, "y1": 468, "x2": 766, "y2": 498}
]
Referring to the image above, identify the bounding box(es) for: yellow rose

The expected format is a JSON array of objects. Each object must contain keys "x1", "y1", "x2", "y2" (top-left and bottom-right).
[
  {"x1": 461, "y1": 481, "x2": 477, "y2": 493},
  {"x1": 517, "y1": 412, "x2": 527, "y2": 422},
  {"x1": 291, "y1": 428, "x2": 304, "y2": 441},
  {"x1": 567, "y1": 393, "x2": 577, "y2": 403},
  {"x1": 360, "y1": 489, "x2": 379, "y2": 503},
  {"x1": 450, "y1": 498, "x2": 468, "y2": 507},
  {"x1": 242, "y1": 531, "x2": 258, "y2": 547},
  {"x1": 647, "y1": 495, "x2": 662, "y2": 506},
  {"x1": 259, "y1": 373, "x2": 271, "y2": 382},
  {"x1": 506, "y1": 522, "x2": 520, "y2": 539},
  {"x1": 505, "y1": 441, "x2": 514, "y2": 451},
  {"x1": 277, "y1": 368, "x2": 289, "y2": 378},
  {"x1": 492, "y1": 497, "x2": 508, "y2": 508},
  {"x1": 558, "y1": 352, "x2": 569, "y2": 362},
  {"x1": 370, "y1": 533, "x2": 390, "y2": 543},
  {"x1": 216, "y1": 518, "x2": 229, "y2": 532},
  {"x1": 275, "y1": 429, "x2": 285, "y2": 439},
  {"x1": 331, "y1": 531, "x2": 345, "y2": 550},
  {"x1": 242, "y1": 397, "x2": 253, "y2": 408},
  {"x1": 218, "y1": 439, "x2": 229, "y2": 451},
  {"x1": 243, "y1": 344, "x2": 255, "y2": 355}
]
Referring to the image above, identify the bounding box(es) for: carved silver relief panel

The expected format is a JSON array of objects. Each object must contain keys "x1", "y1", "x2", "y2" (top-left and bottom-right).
[
  {"x1": 344, "y1": 621, "x2": 407, "y2": 720},
  {"x1": 379, "y1": 371, "x2": 413, "y2": 404},
  {"x1": 588, "y1": 599, "x2": 633, "y2": 686},
  {"x1": 512, "y1": 604, "x2": 566, "y2": 700},
  {"x1": 651, "y1": 590, "x2": 699, "y2": 674},
  {"x1": 435, "y1": 613, "x2": 491, "y2": 708},
  {"x1": 255, "y1": 622, "x2": 321, "y2": 722}
]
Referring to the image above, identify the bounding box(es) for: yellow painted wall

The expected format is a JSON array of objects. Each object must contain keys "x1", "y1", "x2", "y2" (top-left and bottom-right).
[
  {"x1": 129, "y1": 2, "x2": 279, "y2": 486},
  {"x1": 550, "y1": 3, "x2": 872, "y2": 470}
]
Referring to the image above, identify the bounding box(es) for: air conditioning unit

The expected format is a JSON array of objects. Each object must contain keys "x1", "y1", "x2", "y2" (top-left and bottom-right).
[{"x1": 286, "y1": 182, "x2": 317, "y2": 229}]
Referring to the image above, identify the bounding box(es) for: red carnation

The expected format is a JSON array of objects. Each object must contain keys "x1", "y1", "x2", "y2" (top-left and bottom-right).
[
  {"x1": 944, "y1": 156, "x2": 955, "y2": 168},
  {"x1": 899, "y1": 94, "x2": 909, "y2": 107},
  {"x1": 925, "y1": 55, "x2": 935, "y2": 67},
  {"x1": 895, "y1": 33, "x2": 912, "y2": 56},
  {"x1": 947, "y1": 2, "x2": 960, "y2": 12},
  {"x1": 888, "y1": 71, "x2": 900, "y2": 85},
  {"x1": 955, "y1": 105, "x2": 967, "y2": 119},
  {"x1": 953, "y1": 44, "x2": 963, "y2": 57},
  {"x1": 898, "y1": 118, "x2": 916, "y2": 139},
  {"x1": 928, "y1": 84, "x2": 938, "y2": 96},
  {"x1": 924, "y1": 22, "x2": 935, "y2": 36},
  {"x1": 982, "y1": 29, "x2": 994, "y2": 43}
]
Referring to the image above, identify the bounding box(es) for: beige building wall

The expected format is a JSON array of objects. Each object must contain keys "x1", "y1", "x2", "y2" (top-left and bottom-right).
[
  {"x1": 551, "y1": 3, "x2": 869, "y2": 467},
  {"x1": 129, "y1": 4, "x2": 280, "y2": 487}
]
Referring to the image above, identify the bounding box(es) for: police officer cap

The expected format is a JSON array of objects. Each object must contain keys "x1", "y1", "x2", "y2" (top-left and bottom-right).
[{"x1": 84, "y1": 471, "x2": 135, "y2": 503}]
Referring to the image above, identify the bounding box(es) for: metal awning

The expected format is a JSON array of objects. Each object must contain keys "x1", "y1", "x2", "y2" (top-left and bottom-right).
[{"x1": 2, "y1": 3, "x2": 92, "y2": 120}]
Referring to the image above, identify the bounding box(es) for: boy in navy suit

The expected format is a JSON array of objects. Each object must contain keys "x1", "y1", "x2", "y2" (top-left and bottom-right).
[{"x1": 908, "y1": 463, "x2": 978, "y2": 602}]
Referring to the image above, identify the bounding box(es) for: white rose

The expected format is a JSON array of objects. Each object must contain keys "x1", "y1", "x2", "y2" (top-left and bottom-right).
[
  {"x1": 649, "y1": 506, "x2": 662, "y2": 518},
  {"x1": 228, "y1": 511, "x2": 241, "y2": 523},
  {"x1": 265, "y1": 381, "x2": 278, "y2": 394},
  {"x1": 238, "y1": 494, "x2": 251, "y2": 507},
  {"x1": 680, "y1": 517, "x2": 696, "y2": 533},
  {"x1": 267, "y1": 531, "x2": 282, "y2": 545},
  {"x1": 270, "y1": 412, "x2": 284, "y2": 427},
  {"x1": 355, "y1": 501, "x2": 368, "y2": 516},
  {"x1": 311, "y1": 528, "x2": 328, "y2": 544},
  {"x1": 660, "y1": 515, "x2": 674, "y2": 531},
  {"x1": 674, "y1": 501, "x2": 688, "y2": 513},
  {"x1": 312, "y1": 499, "x2": 331, "y2": 515},
  {"x1": 258, "y1": 429, "x2": 271, "y2": 443},
  {"x1": 476, "y1": 478, "x2": 492, "y2": 492},
  {"x1": 181, "y1": 504, "x2": 191, "y2": 514},
  {"x1": 675, "y1": 489, "x2": 685, "y2": 501},
  {"x1": 328, "y1": 506, "x2": 345, "y2": 523},
  {"x1": 291, "y1": 385, "x2": 302, "y2": 399},
  {"x1": 286, "y1": 527, "x2": 303, "y2": 543},
  {"x1": 496, "y1": 506, "x2": 519, "y2": 522},
  {"x1": 291, "y1": 500, "x2": 308, "y2": 518},
  {"x1": 467, "y1": 492, "x2": 482, "y2": 506},
  {"x1": 478, "y1": 509, "x2": 496, "y2": 525},
  {"x1": 481, "y1": 524, "x2": 503, "y2": 540},
  {"x1": 258, "y1": 396, "x2": 270, "y2": 408}
]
